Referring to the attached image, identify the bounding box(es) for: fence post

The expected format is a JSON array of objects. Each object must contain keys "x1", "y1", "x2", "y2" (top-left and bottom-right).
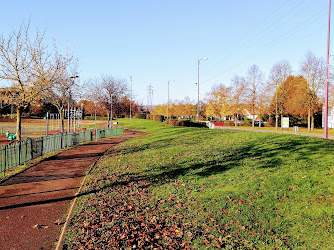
[
  {"x1": 2, "y1": 145, "x2": 6, "y2": 177},
  {"x1": 24, "y1": 140, "x2": 27, "y2": 164},
  {"x1": 18, "y1": 141, "x2": 21, "y2": 166}
]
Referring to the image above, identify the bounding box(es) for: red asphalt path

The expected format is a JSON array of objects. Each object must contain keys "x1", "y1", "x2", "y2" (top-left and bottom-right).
[{"x1": 0, "y1": 129, "x2": 146, "y2": 250}]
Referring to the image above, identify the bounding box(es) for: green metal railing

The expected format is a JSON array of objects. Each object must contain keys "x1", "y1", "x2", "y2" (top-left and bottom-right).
[{"x1": 0, "y1": 127, "x2": 124, "y2": 176}]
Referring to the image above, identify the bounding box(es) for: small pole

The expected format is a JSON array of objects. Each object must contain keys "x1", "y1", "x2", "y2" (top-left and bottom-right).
[
  {"x1": 68, "y1": 96, "x2": 70, "y2": 133},
  {"x1": 46, "y1": 112, "x2": 49, "y2": 136},
  {"x1": 2, "y1": 145, "x2": 6, "y2": 177},
  {"x1": 111, "y1": 94, "x2": 113, "y2": 127},
  {"x1": 130, "y1": 76, "x2": 132, "y2": 121},
  {"x1": 74, "y1": 107, "x2": 76, "y2": 132}
]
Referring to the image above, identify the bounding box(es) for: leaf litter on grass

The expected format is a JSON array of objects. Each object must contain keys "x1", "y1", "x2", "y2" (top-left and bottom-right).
[{"x1": 64, "y1": 119, "x2": 334, "y2": 249}]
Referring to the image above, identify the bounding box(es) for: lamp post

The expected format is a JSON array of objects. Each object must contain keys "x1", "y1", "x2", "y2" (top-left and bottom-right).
[
  {"x1": 167, "y1": 80, "x2": 175, "y2": 119},
  {"x1": 94, "y1": 102, "x2": 97, "y2": 130},
  {"x1": 130, "y1": 76, "x2": 132, "y2": 121},
  {"x1": 324, "y1": 0, "x2": 331, "y2": 139},
  {"x1": 110, "y1": 94, "x2": 113, "y2": 127},
  {"x1": 68, "y1": 75, "x2": 79, "y2": 133},
  {"x1": 197, "y1": 58, "x2": 208, "y2": 122}
]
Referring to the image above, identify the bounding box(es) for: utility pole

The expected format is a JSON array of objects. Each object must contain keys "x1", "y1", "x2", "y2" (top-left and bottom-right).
[
  {"x1": 110, "y1": 94, "x2": 113, "y2": 127},
  {"x1": 325, "y1": 0, "x2": 331, "y2": 139},
  {"x1": 147, "y1": 84, "x2": 154, "y2": 113},
  {"x1": 130, "y1": 76, "x2": 132, "y2": 121},
  {"x1": 167, "y1": 80, "x2": 174, "y2": 119},
  {"x1": 197, "y1": 58, "x2": 208, "y2": 122}
]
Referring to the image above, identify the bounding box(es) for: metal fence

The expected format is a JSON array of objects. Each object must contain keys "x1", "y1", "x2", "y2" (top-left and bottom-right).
[
  {"x1": 1, "y1": 127, "x2": 124, "y2": 176},
  {"x1": 0, "y1": 126, "x2": 48, "y2": 136}
]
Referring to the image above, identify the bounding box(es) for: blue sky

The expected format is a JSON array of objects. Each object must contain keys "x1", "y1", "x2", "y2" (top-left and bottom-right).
[{"x1": 0, "y1": 0, "x2": 331, "y2": 105}]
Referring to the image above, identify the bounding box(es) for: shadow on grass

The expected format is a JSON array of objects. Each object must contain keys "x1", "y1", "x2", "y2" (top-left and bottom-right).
[
  {"x1": 6, "y1": 132, "x2": 331, "y2": 211},
  {"x1": 115, "y1": 133, "x2": 334, "y2": 182}
]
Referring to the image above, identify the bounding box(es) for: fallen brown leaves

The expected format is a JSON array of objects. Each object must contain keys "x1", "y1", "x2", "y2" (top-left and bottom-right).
[{"x1": 65, "y1": 172, "x2": 245, "y2": 249}]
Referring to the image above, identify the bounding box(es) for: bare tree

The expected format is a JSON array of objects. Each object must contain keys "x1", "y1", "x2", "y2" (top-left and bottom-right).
[
  {"x1": 230, "y1": 75, "x2": 246, "y2": 126},
  {"x1": 268, "y1": 60, "x2": 292, "y2": 130},
  {"x1": 45, "y1": 52, "x2": 79, "y2": 133},
  {"x1": 246, "y1": 64, "x2": 263, "y2": 128},
  {"x1": 300, "y1": 52, "x2": 326, "y2": 131},
  {"x1": 86, "y1": 75, "x2": 128, "y2": 127},
  {"x1": 0, "y1": 23, "x2": 59, "y2": 140}
]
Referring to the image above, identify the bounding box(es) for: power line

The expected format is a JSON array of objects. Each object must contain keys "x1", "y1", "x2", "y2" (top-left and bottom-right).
[
  {"x1": 204, "y1": 0, "x2": 307, "y2": 76},
  {"x1": 202, "y1": 3, "x2": 327, "y2": 85}
]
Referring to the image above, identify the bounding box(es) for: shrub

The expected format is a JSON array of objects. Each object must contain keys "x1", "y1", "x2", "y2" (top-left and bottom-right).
[
  {"x1": 146, "y1": 114, "x2": 164, "y2": 122},
  {"x1": 166, "y1": 119, "x2": 207, "y2": 128},
  {"x1": 135, "y1": 113, "x2": 146, "y2": 119},
  {"x1": 178, "y1": 120, "x2": 207, "y2": 128},
  {"x1": 165, "y1": 119, "x2": 179, "y2": 126},
  {"x1": 154, "y1": 115, "x2": 164, "y2": 122},
  {"x1": 239, "y1": 121, "x2": 252, "y2": 127},
  {"x1": 224, "y1": 121, "x2": 235, "y2": 126}
]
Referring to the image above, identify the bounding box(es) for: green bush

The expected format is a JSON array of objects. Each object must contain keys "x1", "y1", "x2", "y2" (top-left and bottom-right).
[
  {"x1": 166, "y1": 119, "x2": 207, "y2": 128},
  {"x1": 178, "y1": 119, "x2": 207, "y2": 128}
]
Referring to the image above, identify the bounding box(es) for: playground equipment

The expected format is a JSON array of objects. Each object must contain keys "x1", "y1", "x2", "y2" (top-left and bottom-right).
[{"x1": 6, "y1": 131, "x2": 17, "y2": 140}]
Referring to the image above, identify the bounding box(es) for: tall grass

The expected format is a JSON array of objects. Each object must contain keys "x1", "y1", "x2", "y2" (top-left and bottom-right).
[{"x1": 64, "y1": 119, "x2": 333, "y2": 249}]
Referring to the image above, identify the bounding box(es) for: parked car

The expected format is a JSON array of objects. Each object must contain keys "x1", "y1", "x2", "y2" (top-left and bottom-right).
[{"x1": 254, "y1": 121, "x2": 264, "y2": 127}]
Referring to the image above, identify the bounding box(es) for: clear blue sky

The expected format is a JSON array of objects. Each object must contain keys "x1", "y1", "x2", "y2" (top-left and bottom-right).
[{"x1": 0, "y1": 0, "x2": 331, "y2": 105}]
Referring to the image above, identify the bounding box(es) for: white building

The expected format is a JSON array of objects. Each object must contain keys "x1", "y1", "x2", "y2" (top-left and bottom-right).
[{"x1": 322, "y1": 107, "x2": 334, "y2": 128}]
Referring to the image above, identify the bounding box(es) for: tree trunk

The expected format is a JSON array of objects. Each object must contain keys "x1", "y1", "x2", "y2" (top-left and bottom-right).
[
  {"x1": 252, "y1": 106, "x2": 255, "y2": 128},
  {"x1": 16, "y1": 106, "x2": 23, "y2": 141},
  {"x1": 60, "y1": 110, "x2": 64, "y2": 133},
  {"x1": 235, "y1": 115, "x2": 237, "y2": 127},
  {"x1": 311, "y1": 114, "x2": 314, "y2": 131},
  {"x1": 259, "y1": 117, "x2": 261, "y2": 128},
  {"x1": 107, "y1": 113, "x2": 110, "y2": 128}
]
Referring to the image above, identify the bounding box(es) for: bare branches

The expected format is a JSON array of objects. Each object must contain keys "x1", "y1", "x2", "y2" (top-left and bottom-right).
[{"x1": 0, "y1": 22, "x2": 75, "y2": 139}]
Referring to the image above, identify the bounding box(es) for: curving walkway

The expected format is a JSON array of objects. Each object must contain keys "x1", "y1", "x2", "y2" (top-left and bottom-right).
[{"x1": 0, "y1": 129, "x2": 146, "y2": 250}]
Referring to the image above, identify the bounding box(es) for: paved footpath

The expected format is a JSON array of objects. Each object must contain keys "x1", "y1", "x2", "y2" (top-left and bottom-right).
[{"x1": 0, "y1": 129, "x2": 146, "y2": 250}]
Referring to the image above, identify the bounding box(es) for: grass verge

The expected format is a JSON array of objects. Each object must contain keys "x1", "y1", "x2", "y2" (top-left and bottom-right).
[{"x1": 64, "y1": 119, "x2": 334, "y2": 249}]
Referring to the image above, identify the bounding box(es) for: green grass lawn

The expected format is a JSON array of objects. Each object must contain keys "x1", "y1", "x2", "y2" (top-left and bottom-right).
[{"x1": 64, "y1": 119, "x2": 334, "y2": 249}]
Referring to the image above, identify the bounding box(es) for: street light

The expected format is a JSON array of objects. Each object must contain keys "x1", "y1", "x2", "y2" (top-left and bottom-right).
[
  {"x1": 197, "y1": 58, "x2": 208, "y2": 122},
  {"x1": 167, "y1": 80, "x2": 175, "y2": 119},
  {"x1": 130, "y1": 76, "x2": 132, "y2": 121},
  {"x1": 68, "y1": 75, "x2": 79, "y2": 133},
  {"x1": 110, "y1": 93, "x2": 113, "y2": 127}
]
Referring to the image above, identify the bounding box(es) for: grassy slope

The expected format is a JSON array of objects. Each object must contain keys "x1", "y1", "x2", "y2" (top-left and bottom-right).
[{"x1": 65, "y1": 119, "x2": 333, "y2": 249}]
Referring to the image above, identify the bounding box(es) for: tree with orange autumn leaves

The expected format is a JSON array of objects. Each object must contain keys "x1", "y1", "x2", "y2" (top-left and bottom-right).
[
  {"x1": 153, "y1": 98, "x2": 196, "y2": 118},
  {"x1": 269, "y1": 75, "x2": 321, "y2": 123},
  {"x1": 205, "y1": 84, "x2": 232, "y2": 121}
]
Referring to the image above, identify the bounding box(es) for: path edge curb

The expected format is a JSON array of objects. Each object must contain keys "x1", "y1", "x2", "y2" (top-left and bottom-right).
[{"x1": 55, "y1": 145, "x2": 107, "y2": 250}]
